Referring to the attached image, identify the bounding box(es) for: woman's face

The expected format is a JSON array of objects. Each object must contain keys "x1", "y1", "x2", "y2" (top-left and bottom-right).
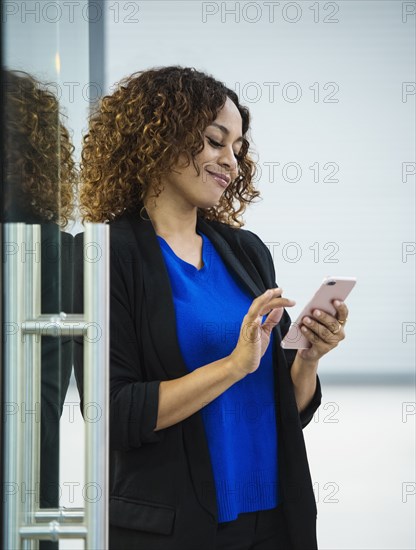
[{"x1": 156, "y1": 96, "x2": 244, "y2": 210}]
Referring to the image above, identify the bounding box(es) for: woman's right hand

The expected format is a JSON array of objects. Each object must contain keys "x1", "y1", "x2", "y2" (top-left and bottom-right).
[
  {"x1": 229, "y1": 288, "x2": 296, "y2": 377},
  {"x1": 155, "y1": 287, "x2": 296, "y2": 431}
]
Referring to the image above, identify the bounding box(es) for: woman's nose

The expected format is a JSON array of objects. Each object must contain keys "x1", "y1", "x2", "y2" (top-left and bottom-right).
[{"x1": 219, "y1": 147, "x2": 238, "y2": 174}]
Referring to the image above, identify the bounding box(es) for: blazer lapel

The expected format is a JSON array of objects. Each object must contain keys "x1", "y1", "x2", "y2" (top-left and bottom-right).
[
  {"x1": 126, "y1": 209, "x2": 190, "y2": 380},
  {"x1": 196, "y1": 216, "x2": 265, "y2": 298}
]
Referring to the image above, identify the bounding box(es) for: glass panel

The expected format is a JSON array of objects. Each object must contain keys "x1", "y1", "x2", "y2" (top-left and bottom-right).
[{"x1": 2, "y1": 2, "x2": 89, "y2": 548}]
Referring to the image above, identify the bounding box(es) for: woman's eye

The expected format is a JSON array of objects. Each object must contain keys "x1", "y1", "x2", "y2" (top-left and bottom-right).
[
  {"x1": 207, "y1": 137, "x2": 222, "y2": 148},
  {"x1": 208, "y1": 137, "x2": 243, "y2": 160}
]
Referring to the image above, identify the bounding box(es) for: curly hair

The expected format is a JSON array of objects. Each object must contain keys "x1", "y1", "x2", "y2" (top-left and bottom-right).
[
  {"x1": 79, "y1": 66, "x2": 260, "y2": 227},
  {"x1": 3, "y1": 70, "x2": 78, "y2": 227}
]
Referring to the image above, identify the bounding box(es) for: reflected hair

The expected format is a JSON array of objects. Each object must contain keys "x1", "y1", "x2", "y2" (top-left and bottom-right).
[
  {"x1": 3, "y1": 70, "x2": 77, "y2": 226},
  {"x1": 79, "y1": 65, "x2": 260, "y2": 227}
]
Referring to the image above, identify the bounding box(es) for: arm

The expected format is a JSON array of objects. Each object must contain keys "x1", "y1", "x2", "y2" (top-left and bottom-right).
[
  {"x1": 225, "y1": 227, "x2": 348, "y2": 425},
  {"x1": 156, "y1": 287, "x2": 293, "y2": 430},
  {"x1": 290, "y1": 355, "x2": 319, "y2": 413},
  {"x1": 290, "y1": 302, "x2": 349, "y2": 421},
  {"x1": 243, "y1": 230, "x2": 323, "y2": 426},
  {"x1": 73, "y1": 233, "x2": 163, "y2": 451},
  {"x1": 155, "y1": 357, "x2": 244, "y2": 431},
  {"x1": 279, "y1": 308, "x2": 323, "y2": 428}
]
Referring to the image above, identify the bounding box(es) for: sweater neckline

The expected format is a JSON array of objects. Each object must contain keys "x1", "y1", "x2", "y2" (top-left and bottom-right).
[{"x1": 157, "y1": 230, "x2": 211, "y2": 276}]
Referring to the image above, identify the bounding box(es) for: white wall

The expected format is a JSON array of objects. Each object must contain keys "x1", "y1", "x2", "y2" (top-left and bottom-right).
[
  {"x1": 6, "y1": 2, "x2": 414, "y2": 375},
  {"x1": 104, "y1": 0, "x2": 415, "y2": 377}
]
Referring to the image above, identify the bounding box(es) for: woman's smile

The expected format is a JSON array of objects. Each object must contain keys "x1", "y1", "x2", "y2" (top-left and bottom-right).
[{"x1": 206, "y1": 169, "x2": 231, "y2": 188}]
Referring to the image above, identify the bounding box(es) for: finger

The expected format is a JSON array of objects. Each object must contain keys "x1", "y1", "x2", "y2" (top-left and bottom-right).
[
  {"x1": 308, "y1": 309, "x2": 340, "y2": 333},
  {"x1": 300, "y1": 325, "x2": 324, "y2": 346},
  {"x1": 333, "y1": 300, "x2": 349, "y2": 323},
  {"x1": 262, "y1": 288, "x2": 284, "y2": 302},
  {"x1": 262, "y1": 307, "x2": 284, "y2": 334},
  {"x1": 301, "y1": 324, "x2": 340, "y2": 351},
  {"x1": 302, "y1": 316, "x2": 343, "y2": 345},
  {"x1": 257, "y1": 298, "x2": 295, "y2": 318},
  {"x1": 264, "y1": 287, "x2": 296, "y2": 308},
  {"x1": 247, "y1": 289, "x2": 295, "y2": 321},
  {"x1": 243, "y1": 288, "x2": 288, "y2": 342}
]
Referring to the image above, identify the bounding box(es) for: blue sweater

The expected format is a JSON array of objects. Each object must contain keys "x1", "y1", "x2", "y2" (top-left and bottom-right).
[{"x1": 157, "y1": 230, "x2": 280, "y2": 523}]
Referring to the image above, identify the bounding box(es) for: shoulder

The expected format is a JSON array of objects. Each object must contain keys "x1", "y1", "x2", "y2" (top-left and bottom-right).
[
  {"x1": 60, "y1": 229, "x2": 74, "y2": 244},
  {"x1": 108, "y1": 214, "x2": 147, "y2": 273},
  {"x1": 74, "y1": 212, "x2": 136, "y2": 241},
  {"x1": 109, "y1": 212, "x2": 137, "y2": 244},
  {"x1": 74, "y1": 213, "x2": 143, "y2": 279},
  {"x1": 202, "y1": 217, "x2": 256, "y2": 242},
  {"x1": 75, "y1": 212, "x2": 140, "y2": 251},
  {"x1": 205, "y1": 217, "x2": 271, "y2": 262}
]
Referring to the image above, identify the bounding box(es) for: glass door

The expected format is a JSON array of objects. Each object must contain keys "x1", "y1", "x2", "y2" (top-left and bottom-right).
[{"x1": 1, "y1": 3, "x2": 109, "y2": 548}]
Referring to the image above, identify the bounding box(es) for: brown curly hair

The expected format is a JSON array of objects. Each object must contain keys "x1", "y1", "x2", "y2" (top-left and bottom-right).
[
  {"x1": 79, "y1": 66, "x2": 260, "y2": 227},
  {"x1": 3, "y1": 70, "x2": 78, "y2": 227}
]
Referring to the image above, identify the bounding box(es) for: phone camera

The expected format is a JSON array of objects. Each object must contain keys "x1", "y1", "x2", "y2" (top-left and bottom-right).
[{"x1": 326, "y1": 280, "x2": 336, "y2": 286}]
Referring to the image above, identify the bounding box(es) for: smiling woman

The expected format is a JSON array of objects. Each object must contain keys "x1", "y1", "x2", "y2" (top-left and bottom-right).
[
  {"x1": 79, "y1": 66, "x2": 260, "y2": 227},
  {"x1": 74, "y1": 65, "x2": 349, "y2": 550},
  {"x1": 142, "y1": 95, "x2": 250, "y2": 250}
]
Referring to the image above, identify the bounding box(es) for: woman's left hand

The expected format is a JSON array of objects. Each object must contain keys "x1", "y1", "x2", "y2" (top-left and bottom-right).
[{"x1": 297, "y1": 300, "x2": 349, "y2": 362}]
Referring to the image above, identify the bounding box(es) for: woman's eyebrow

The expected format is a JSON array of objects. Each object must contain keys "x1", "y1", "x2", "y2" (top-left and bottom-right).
[{"x1": 209, "y1": 123, "x2": 244, "y2": 143}]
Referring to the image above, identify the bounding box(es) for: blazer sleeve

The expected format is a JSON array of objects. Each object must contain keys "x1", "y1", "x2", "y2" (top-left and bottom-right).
[
  {"x1": 246, "y1": 230, "x2": 322, "y2": 429},
  {"x1": 73, "y1": 232, "x2": 163, "y2": 451}
]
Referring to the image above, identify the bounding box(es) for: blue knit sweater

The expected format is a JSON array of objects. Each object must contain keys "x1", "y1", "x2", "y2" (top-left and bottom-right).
[{"x1": 157, "y1": 230, "x2": 280, "y2": 523}]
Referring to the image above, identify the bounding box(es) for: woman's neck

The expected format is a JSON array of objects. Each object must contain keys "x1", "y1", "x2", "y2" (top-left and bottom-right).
[{"x1": 143, "y1": 193, "x2": 199, "y2": 241}]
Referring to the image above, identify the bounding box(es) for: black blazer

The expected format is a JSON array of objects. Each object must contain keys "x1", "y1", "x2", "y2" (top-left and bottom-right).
[{"x1": 73, "y1": 205, "x2": 322, "y2": 550}]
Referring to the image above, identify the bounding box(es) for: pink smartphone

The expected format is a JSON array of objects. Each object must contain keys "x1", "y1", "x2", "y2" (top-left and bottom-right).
[{"x1": 280, "y1": 276, "x2": 357, "y2": 349}]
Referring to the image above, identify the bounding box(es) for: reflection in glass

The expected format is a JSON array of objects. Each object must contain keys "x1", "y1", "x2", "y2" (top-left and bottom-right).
[
  {"x1": 3, "y1": 69, "x2": 76, "y2": 225},
  {"x1": 2, "y1": 69, "x2": 78, "y2": 547}
]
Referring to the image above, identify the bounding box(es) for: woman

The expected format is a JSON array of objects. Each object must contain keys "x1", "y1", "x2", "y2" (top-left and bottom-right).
[{"x1": 74, "y1": 66, "x2": 348, "y2": 550}]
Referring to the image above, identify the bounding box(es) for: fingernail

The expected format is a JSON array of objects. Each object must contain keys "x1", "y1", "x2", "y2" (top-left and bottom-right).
[
  {"x1": 334, "y1": 300, "x2": 341, "y2": 306},
  {"x1": 314, "y1": 310, "x2": 321, "y2": 317},
  {"x1": 304, "y1": 317, "x2": 311, "y2": 324}
]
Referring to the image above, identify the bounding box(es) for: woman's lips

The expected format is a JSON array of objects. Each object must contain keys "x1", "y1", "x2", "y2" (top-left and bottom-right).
[{"x1": 206, "y1": 170, "x2": 230, "y2": 188}]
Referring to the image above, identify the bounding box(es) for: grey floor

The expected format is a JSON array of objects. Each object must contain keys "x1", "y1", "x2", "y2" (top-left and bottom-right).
[{"x1": 59, "y1": 380, "x2": 415, "y2": 550}]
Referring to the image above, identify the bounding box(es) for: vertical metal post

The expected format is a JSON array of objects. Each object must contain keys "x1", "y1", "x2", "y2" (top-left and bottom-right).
[
  {"x1": 3, "y1": 222, "x2": 110, "y2": 548},
  {"x1": 84, "y1": 223, "x2": 110, "y2": 550},
  {"x1": 3, "y1": 224, "x2": 26, "y2": 550},
  {"x1": 22, "y1": 225, "x2": 41, "y2": 550}
]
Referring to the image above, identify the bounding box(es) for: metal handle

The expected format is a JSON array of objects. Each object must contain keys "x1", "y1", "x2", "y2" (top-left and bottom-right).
[
  {"x1": 3, "y1": 223, "x2": 27, "y2": 550},
  {"x1": 83, "y1": 223, "x2": 110, "y2": 549},
  {"x1": 2, "y1": 222, "x2": 109, "y2": 549}
]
